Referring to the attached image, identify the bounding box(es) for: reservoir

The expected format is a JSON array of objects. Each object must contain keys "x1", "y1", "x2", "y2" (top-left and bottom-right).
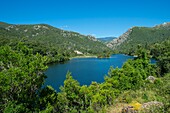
[{"x1": 44, "y1": 54, "x2": 135, "y2": 91}]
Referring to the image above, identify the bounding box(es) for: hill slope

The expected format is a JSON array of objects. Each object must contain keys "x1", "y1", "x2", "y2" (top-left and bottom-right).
[
  {"x1": 0, "y1": 22, "x2": 112, "y2": 59},
  {"x1": 107, "y1": 22, "x2": 170, "y2": 54}
]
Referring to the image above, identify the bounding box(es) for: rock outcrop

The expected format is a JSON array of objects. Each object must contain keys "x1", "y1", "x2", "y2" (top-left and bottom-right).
[
  {"x1": 146, "y1": 76, "x2": 156, "y2": 83},
  {"x1": 107, "y1": 27, "x2": 133, "y2": 49},
  {"x1": 121, "y1": 101, "x2": 163, "y2": 113}
]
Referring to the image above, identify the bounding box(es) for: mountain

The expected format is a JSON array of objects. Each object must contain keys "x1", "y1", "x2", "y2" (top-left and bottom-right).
[
  {"x1": 97, "y1": 37, "x2": 117, "y2": 43},
  {"x1": 107, "y1": 22, "x2": 170, "y2": 54},
  {"x1": 0, "y1": 22, "x2": 112, "y2": 61}
]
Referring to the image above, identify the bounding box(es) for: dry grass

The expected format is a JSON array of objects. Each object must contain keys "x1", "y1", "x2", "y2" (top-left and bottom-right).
[{"x1": 106, "y1": 103, "x2": 129, "y2": 113}]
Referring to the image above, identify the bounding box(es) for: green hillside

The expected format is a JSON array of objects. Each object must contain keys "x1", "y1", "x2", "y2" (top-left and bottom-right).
[
  {"x1": 108, "y1": 22, "x2": 170, "y2": 54},
  {"x1": 0, "y1": 22, "x2": 112, "y2": 63}
]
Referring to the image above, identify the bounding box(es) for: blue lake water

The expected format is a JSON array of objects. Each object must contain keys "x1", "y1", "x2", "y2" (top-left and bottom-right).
[{"x1": 44, "y1": 54, "x2": 155, "y2": 91}]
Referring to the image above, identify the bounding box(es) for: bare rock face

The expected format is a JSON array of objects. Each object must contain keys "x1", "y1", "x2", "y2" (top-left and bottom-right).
[
  {"x1": 107, "y1": 28, "x2": 133, "y2": 49},
  {"x1": 122, "y1": 106, "x2": 136, "y2": 113},
  {"x1": 154, "y1": 22, "x2": 170, "y2": 29},
  {"x1": 87, "y1": 35, "x2": 97, "y2": 41},
  {"x1": 142, "y1": 101, "x2": 163, "y2": 109},
  {"x1": 121, "y1": 101, "x2": 163, "y2": 113},
  {"x1": 74, "y1": 50, "x2": 83, "y2": 55},
  {"x1": 146, "y1": 76, "x2": 156, "y2": 83}
]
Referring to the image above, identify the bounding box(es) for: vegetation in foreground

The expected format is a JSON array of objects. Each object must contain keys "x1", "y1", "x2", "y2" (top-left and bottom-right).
[{"x1": 0, "y1": 39, "x2": 170, "y2": 112}]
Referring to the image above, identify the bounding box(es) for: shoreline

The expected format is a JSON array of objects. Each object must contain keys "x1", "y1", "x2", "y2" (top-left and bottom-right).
[
  {"x1": 47, "y1": 55, "x2": 98, "y2": 66},
  {"x1": 70, "y1": 55, "x2": 97, "y2": 59}
]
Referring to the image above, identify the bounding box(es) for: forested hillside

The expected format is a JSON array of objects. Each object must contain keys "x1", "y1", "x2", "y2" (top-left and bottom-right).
[
  {"x1": 107, "y1": 22, "x2": 170, "y2": 54},
  {"x1": 0, "y1": 22, "x2": 112, "y2": 63}
]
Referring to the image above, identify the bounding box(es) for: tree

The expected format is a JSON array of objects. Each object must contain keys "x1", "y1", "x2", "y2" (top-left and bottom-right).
[
  {"x1": 39, "y1": 85, "x2": 57, "y2": 111},
  {"x1": 0, "y1": 43, "x2": 47, "y2": 112},
  {"x1": 57, "y1": 72, "x2": 81, "y2": 112}
]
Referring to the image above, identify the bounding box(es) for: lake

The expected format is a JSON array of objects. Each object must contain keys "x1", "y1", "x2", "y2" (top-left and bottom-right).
[
  {"x1": 44, "y1": 54, "x2": 155, "y2": 91},
  {"x1": 44, "y1": 54, "x2": 133, "y2": 91}
]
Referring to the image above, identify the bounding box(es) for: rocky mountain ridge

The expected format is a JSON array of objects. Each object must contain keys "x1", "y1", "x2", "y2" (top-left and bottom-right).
[
  {"x1": 107, "y1": 22, "x2": 170, "y2": 54},
  {"x1": 107, "y1": 28, "x2": 133, "y2": 49}
]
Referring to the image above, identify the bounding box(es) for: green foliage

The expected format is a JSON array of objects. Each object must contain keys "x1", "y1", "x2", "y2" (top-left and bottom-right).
[
  {"x1": 105, "y1": 50, "x2": 156, "y2": 91},
  {"x1": 57, "y1": 72, "x2": 82, "y2": 112},
  {"x1": 3, "y1": 101, "x2": 28, "y2": 113},
  {"x1": 151, "y1": 40, "x2": 170, "y2": 75},
  {"x1": 39, "y1": 85, "x2": 57, "y2": 111},
  {"x1": 0, "y1": 43, "x2": 49, "y2": 112},
  {"x1": 39, "y1": 103, "x2": 54, "y2": 113}
]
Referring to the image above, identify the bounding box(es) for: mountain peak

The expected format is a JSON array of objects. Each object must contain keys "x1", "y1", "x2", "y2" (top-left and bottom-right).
[{"x1": 154, "y1": 22, "x2": 170, "y2": 29}]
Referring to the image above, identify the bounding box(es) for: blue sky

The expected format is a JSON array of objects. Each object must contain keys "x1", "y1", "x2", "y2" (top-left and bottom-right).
[{"x1": 0, "y1": 0, "x2": 170, "y2": 37}]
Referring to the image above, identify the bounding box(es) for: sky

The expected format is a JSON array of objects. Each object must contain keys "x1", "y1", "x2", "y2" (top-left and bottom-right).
[{"x1": 0, "y1": 0, "x2": 170, "y2": 37}]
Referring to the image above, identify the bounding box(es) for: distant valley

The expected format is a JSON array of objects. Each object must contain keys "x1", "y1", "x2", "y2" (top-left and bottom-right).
[{"x1": 97, "y1": 37, "x2": 117, "y2": 43}]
